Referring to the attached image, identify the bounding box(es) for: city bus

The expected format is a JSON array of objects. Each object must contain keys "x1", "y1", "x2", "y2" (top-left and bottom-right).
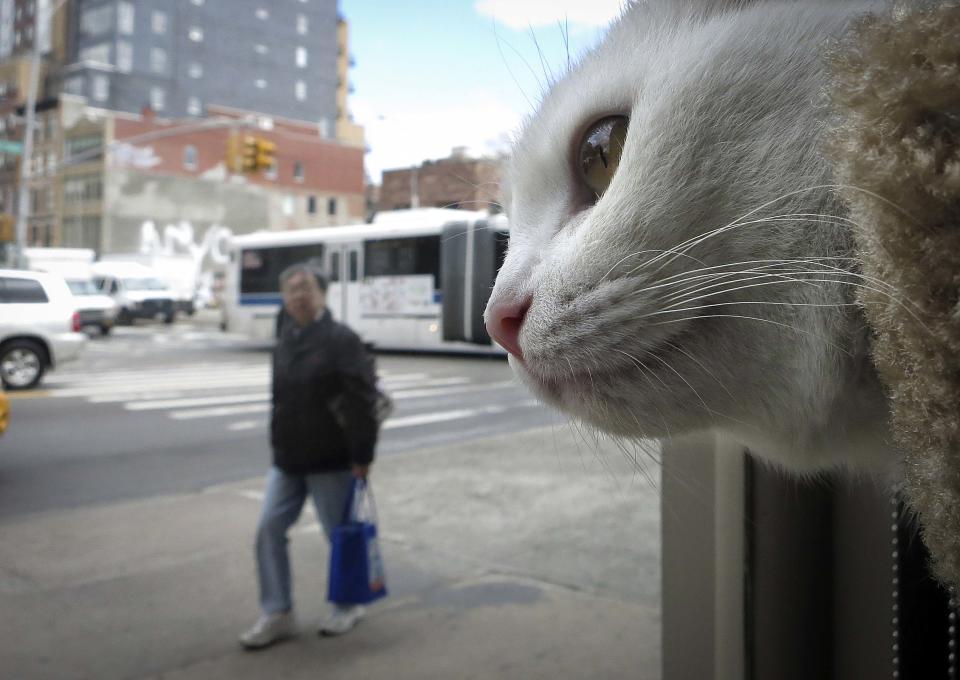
[{"x1": 222, "y1": 208, "x2": 509, "y2": 352}]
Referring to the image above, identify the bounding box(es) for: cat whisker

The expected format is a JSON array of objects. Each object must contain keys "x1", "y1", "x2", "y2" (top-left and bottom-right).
[
  {"x1": 491, "y1": 20, "x2": 538, "y2": 112},
  {"x1": 645, "y1": 313, "x2": 853, "y2": 356},
  {"x1": 600, "y1": 248, "x2": 707, "y2": 284},
  {"x1": 656, "y1": 272, "x2": 932, "y2": 334},
  {"x1": 656, "y1": 269, "x2": 830, "y2": 305},
  {"x1": 659, "y1": 339, "x2": 737, "y2": 401},
  {"x1": 624, "y1": 256, "x2": 863, "y2": 296},
  {"x1": 528, "y1": 24, "x2": 556, "y2": 88},
  {"x1": 645, "y1": 213, "x2": 862, "y2": 277}
]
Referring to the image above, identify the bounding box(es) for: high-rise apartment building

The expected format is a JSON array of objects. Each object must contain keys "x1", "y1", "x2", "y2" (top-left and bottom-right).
[{"x1": 61, "y1": 0, "x2": 341, "y2": 126}]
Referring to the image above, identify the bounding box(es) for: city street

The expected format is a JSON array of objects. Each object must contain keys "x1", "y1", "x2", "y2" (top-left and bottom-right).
[
  {"x1": 1, "y1": 312, "x2": 559, "y2": 518},
  {"x1": 0, "y1": 313, "x2": 663, "y2": 679}
]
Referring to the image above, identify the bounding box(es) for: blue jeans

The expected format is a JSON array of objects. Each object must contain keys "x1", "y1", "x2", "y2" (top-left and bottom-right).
[{"x1": 255, "y1": 466, "x2": 355, "y2": 614}]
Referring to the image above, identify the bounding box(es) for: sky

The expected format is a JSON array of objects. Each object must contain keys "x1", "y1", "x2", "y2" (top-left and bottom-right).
[{"x1": 339, "y1": 0, "x2": 626, "y2": 183}]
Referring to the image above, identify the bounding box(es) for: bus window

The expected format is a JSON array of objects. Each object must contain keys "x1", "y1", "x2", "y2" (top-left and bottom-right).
[
  {"x1": 330, "y1": 252, "x2": 340, "y2": 282},
  {"x1": 240, "y1": 244, "x2": 325, "y2": 294},
  {"x1": 364, "y1": 235, "x2": 441, "y2": 285},
  {"x1": 349, "y1": 251, "x2": 359, "y2": 282}
]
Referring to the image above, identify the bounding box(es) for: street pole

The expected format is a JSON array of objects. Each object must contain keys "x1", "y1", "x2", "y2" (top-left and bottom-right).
[
  {"x1": 13, "y1": 44, "x2": 41, "y2": 268},
  {"x1": 12, "y1": 0, "x2": 66, "y2": 268}
]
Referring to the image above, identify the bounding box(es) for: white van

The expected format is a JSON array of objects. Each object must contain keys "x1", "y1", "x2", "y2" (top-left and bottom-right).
[
  {"x1": 25, "y1": 248, "x2": 119, "y2": 334},
  {"x1": 91, "y1": 261, "x2": 177, "y2": 325}
]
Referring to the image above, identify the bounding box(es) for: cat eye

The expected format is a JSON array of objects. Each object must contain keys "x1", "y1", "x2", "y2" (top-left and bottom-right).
[{"x1": 578, "y1": 115, "x2": 629, "y2": 201}]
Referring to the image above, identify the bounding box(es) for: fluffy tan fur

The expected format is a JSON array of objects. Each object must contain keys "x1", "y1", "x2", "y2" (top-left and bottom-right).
[{"x1": 828, "y1": 1, "x2": 960, "y2": 590}]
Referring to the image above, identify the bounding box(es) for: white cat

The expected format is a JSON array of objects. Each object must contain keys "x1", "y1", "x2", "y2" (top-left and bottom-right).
[{"x1": 484, "y1": 0, "x2": 898, "y2": 477}]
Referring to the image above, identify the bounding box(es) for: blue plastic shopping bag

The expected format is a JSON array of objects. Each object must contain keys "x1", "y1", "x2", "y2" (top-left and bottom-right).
[{"x1": 327, "y1": 479, "x2": 388, "y2": 604}]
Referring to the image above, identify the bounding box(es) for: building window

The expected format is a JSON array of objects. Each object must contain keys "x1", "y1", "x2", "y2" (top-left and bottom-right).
[
  {"x1": 296, "y1": 47, "x2": 307, "y2": 68},
  {"x1": 327, "y1": 198, "x2": 337, "y2": 216},
  {"x1": 282, "y1": 195, "x2": 294, "y2": 216},
  {"x1": 188, "y1": 62, "x2": 203, "y2": 78},
  {"x1": 295, "y1": 80, "x2": 306, "y2": 101},
  {"x1": 293, "y1": 161, "x2": 304, "y2": 182},
  {"x1": 187, "y1": 97, "x2": 202, "y2": 116},
  {"x1": 307, "y1": 195, "x2": 316, "y2": 214},
  {"x1": 150, "y1": 87, "x2": 165, "y2": 111},
  {"x1": 183, "y1": 145, "x2": 197, "y2": 170},
  {"x1": 265, "y1": 160, "x2": 278, "y2": 180},
  {"x1": 92, "y1": 75, "x2": 109, "y2": 102},
  {"x1": 189, "y1": 26, "x2": 203, "y2": 42},
  {"x1": 151, "y1": 10, "x2": 167, "y2": 34},
  {"x1": 116, "y1": 41, "x2": 133, "y2": 72},
  {"x1": 255, "y1": 8, "x2": 268, "y2": 20},
  {"x1": 117, "y1": 1, "x2": 134, "y2": 35},
  {"x1": 79, "y1": 4, "x2": 114, "y2": 36},
  {"x1": 255, "y1": 78, "x2": 267, "y2": 89},
  {"x1": 79, "y1": 42, "x2": 111, "y2": 64},
  {"x1": 297, "y1": 14, "x2": 308, "y2": 35},
  {"x1": 150, "y1": 47, "x2": 167, "y2": 74}
]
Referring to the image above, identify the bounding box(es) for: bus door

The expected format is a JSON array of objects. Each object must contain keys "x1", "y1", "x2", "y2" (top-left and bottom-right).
[
  {"x1": 326, "y1": 246, "x2": 346, "y2": 321},
  {"x1": 342, "y1": 242, "x2": 363, "y2": 329}
]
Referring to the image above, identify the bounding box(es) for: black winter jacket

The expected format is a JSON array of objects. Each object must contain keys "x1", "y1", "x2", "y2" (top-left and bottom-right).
[{"x1": 270, "y1": 309, "x2": 379, "y2": 474}]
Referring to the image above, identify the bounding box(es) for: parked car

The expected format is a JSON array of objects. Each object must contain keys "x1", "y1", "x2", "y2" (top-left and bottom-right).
[
  {"x1": 92, "y1": 261, "x2": 177, "y2": 325},
  {"x1": 0, "y1": 269, "x2": 87, "y2": 389},
  {"x1": 65, "y1": 278, "x2": 119, "y2": 335}
]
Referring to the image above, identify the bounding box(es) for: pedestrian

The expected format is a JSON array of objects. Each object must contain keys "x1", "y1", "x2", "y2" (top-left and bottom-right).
[{"x1": 240, "y1": 262, "x2": 380, "y2": 650}]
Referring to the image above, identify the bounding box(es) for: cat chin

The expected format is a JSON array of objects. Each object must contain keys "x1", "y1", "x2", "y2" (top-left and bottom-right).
[{"x1": 509, "y1": 354, "x2": 690, "y2": 440}]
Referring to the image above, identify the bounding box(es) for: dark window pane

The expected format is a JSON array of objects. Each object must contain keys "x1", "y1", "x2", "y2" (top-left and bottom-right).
[
  {"x1": 329, "y1": 252, "x2": 340, "y2": 282},
  {"x1": 307, "y1": 195, "x2": 317, "y2": 214},
  {"x1": 0, "y1": 277, "x2": 49, "y2": 303},
  {"x1": 349, "y1": 251, "x2": 358, "y2": 282},
  {"x1": 239, "y1": 244, "x2": 326, "y2": 295},
  {"x1": 364, "y1": 235, "x2": 441, "y2": 286}
]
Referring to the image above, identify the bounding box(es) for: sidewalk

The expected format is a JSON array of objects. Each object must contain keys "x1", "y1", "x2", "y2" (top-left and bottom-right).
[{"x1": 0, "y1": 426, "x2": 662, "y2": 680}]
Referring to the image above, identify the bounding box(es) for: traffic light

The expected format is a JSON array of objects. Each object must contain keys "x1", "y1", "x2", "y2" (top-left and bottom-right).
[
  {"x1": 227, "y1": 135, "x2": 276, "y2": 174},
  {"x1": 0, "y1": 214, "x2": 13, "y2": 242},
  {"x1": 254, "y1": 138, "x2": 276, "y2": 171},
  {"x1": 241, "y1": 136, "x2": 276, "y2": 172}
]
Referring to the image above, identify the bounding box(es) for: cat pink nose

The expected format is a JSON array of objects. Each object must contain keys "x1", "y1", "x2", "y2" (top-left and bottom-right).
[{"x1": 486, "y1": 297, "x2": 531, "y2": 359}]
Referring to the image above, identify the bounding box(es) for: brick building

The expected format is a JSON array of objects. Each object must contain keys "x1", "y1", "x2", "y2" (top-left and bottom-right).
[
  {"x1": 378, "y1": 147, "x2": 502, "y2": 214},
  {"x1": 58, "y1": 100, "x2": 365, "y2": 253}
]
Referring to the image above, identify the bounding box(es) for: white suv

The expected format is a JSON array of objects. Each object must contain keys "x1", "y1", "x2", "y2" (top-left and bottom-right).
[{"x1": 0, "y1": 269, "x2": 87, "y2": 389}]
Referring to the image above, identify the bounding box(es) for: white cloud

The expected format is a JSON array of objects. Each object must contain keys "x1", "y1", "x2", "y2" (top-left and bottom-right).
[
  {"x1": 352, "y1": 94, "x2": 522, "y2": 184},
  {"x1": 475, "y1": 0, "x2": 625, "y2": 30}
]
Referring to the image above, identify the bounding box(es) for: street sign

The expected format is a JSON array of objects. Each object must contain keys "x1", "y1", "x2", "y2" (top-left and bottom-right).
[{"x1": 0, "y1": 140, "x2": 23, "y2": 155}]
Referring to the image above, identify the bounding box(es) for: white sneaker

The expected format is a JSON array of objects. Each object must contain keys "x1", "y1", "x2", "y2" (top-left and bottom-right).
[
  {"x1": 319, "y1": 605, "x2": 365, "y2": 636},
  {"x1": 239, "y1": 611, "x2": 296, "y2": 649}
]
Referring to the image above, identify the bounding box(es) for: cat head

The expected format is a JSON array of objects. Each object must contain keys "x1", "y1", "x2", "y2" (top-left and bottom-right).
[{"x1": 485, "y1": 0, "x2": 885, "y2": 468}]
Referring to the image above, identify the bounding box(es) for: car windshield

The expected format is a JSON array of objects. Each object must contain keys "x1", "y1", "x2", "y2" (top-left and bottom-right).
[
  {"x1": 67, "y1": 279, "x2": 98, "y2": 295},
  {"x1": 124, "y1": 277, "x2": 167, "y2": 291}
]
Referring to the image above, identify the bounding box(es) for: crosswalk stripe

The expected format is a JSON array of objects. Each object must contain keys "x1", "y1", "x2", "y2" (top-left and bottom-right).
[
  {"x1": 171, "y1": 403, "x2": 269, "y2": 420},
  {"x1": 47, "y1": 370, "x2": 427, "y2": 398},
  {"x1": 50, "y1": 365, "x2": 407, "y2": 385},
  {"x1": 122, "y1": 378, "x2": 514, "y2": 412},
  {"x1": 171, "y1": 398, "x2": 539, "y2": 424},
  {"x1": 52, "y1": 376, "x2": 271, "y2": 398},
  {"x1": 391, "y1": 380, "x2": 515, "y2": 400},
  {"x1": 126, "y1": 392, "x2": 269, "y2": 411}
]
